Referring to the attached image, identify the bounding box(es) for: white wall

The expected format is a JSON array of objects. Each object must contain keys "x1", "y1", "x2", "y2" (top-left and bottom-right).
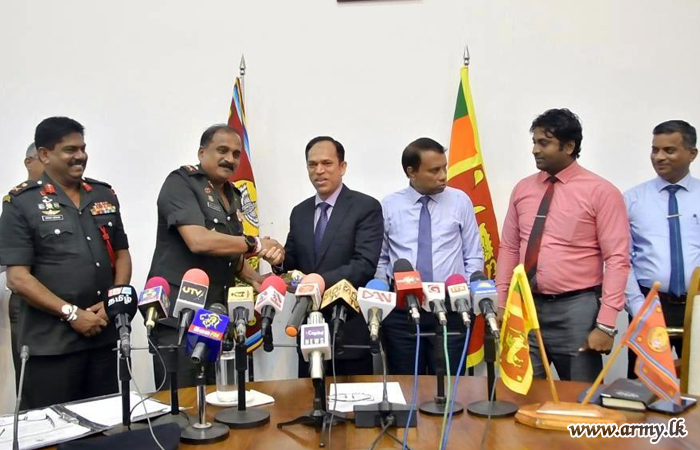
[{"x1": 1, "y1": 0, "x2": 699, "y2": 399}]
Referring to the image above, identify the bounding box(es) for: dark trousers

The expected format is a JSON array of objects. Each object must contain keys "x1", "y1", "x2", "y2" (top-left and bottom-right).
[
  {"x1": 529, "y1": 290, "x2": 602, "y2": 382},
  {"x1": 21, "y1": 344, "x2": 118, "y2": 410},
  {"x1": 627, "y1": 290, "x2": 685, "y2": 379},
  {"x1": 382, "y1": 309, "x2": 467, "y2": 376},
  {"x1": 9, "y1": 293, "x2": 20, "y2": 390}
]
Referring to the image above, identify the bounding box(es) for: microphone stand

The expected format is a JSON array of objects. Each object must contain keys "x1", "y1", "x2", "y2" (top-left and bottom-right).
[
  {"x1": 419, "y1": 318, "x2": 464, "y2": 416},
  {"x1": 12, "y1": 346, "x2": 29, "y2": 450},
  {"x1": 214, "y1": 338, "x2": 270, "y2": 428},
  {"x1": 466, "y1": 330, "x2": 518, "y2": 417},
  {"x1": 150, "y1": 324, "x2": 191, "y2": 430},
  {"x1": 103, "y1": 345, "x2": 148, "y2": 435},
  {"x1": 180, "y1": 363, "x2": 230, "y2": 444}
]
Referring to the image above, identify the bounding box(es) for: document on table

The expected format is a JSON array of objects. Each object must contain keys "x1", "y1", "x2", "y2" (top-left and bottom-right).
[
  {"x1": 0, "y1": 408, "x2": 92, "y2": 450},
  {"x1": 63, "y1": 393, "x2": 170, "y2": 427},
  {"x1": 328, "y1": 382, "x2": 407, "y2": 413}
]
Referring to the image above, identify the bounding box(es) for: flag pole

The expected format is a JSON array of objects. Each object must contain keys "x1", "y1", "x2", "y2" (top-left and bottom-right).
[
  {"x1": 534, "y1": 328, "x2": 559, "y2": 403},
  {"x1": 581, "y1": 281, "x2": 661, "y2": 405},
  {"x1": 463, "y1": 45, "x2": 470, "y2": 67},
  {"x1": 239, "y1": 54, "x2": 246, "y2": 104}
]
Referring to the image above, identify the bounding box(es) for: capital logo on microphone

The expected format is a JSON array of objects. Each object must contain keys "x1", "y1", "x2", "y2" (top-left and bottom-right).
[
  {"x1": 201, "y1": 312, "x2": 223, "y2": 329},
  {"x1": 302, "y1": 325, "x2": 327, "y2": 346}
]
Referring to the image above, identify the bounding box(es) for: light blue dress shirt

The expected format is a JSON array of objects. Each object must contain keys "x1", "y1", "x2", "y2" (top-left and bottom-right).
[
  {"x1": 314, "y1": 184, "x2": 343, "y2": 231},
  {"x1": 375, "y1": 185, "x2": 484, "y2": 283},
  {"x1": 624, "y1": 173, "x2": 700, "y2": 316}
]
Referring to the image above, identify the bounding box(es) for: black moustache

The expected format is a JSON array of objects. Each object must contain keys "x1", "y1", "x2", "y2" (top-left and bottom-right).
[{"x1": 219, "y1": 164, "x2": 234, "y2": 170}]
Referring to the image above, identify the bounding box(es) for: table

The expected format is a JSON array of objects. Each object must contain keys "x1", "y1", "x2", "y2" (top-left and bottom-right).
[{"x1": 152, "y1": 376, "x2": 699, "y2": 450}]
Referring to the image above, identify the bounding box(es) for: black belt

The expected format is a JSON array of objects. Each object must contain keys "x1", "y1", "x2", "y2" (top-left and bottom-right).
[
  {"x1": 639, "y1": 285, "x2": 686, "y2": 305},
  {"x1": 533, "y1": 285, "x2": 601, "y2": 301}
]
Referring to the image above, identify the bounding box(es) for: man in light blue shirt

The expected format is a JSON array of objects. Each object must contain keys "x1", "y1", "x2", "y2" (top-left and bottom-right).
[
  {"x1": 625, "y1": 120, "x2": 699, "y2": 377},
  {"x1": 376, "y1": 137, "x2": 483, "y2": 375}
]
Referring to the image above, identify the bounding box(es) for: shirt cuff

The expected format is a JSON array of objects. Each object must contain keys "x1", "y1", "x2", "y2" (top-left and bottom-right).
[
  {"x1": 166, "y1": 209, "x2": 205, "y2": 228},
  {"x1": 596, "y1": 304, "x2": 619, "y2": 328},
  {"x1": 0, "y1": 248, "x2": 34, "y2": 266}
]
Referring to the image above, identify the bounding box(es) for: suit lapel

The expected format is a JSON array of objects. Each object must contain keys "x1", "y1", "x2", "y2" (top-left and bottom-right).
[
  {"x1": 314, "y1": 186, "x2": 351, "y2": 270},
  {"x1": 299, "y1": 197, "x2": 316, "y2": 268}
]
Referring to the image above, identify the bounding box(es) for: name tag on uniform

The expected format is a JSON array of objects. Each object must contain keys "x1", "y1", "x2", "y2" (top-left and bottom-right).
[
  {"x1": 207, "y1": 202, "x2": 223, "y2": 212},
  {"x1": 90, "y1": 202, "x2": 116, "y2": 215},
  {"x1": 42, "y1": 215, "x2": 64, "y2": 222}
]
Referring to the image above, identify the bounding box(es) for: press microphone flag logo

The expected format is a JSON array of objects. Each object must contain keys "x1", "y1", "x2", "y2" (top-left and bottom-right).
[{"x1": 107, "y1": 286, "x2": 133, "y2": 307}]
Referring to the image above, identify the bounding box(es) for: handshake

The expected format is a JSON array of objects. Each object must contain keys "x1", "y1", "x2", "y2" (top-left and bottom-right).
[{"x1": 256, "y1": 236, "x2": 285, "y2": 266}]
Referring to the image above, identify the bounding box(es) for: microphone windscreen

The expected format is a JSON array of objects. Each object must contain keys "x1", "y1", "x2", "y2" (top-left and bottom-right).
[
  {"x1": 261, "y1": 275, "x2": 286, "y2": 294},
  {"x1": 366, "y1": 279, "x2": 390, "y2": 291},
  {"x1": 183, "y1": 268, "x2": 210, "y2": 287},
  {"x1": 145, "y1": 276, "x2": 171, "y2": 297},
  {"x1": 301, "y1": 273, "x2": 326, "y2": 294},
  {"x1": 209, "y1": 303, "x2": 228, "y2": 316},
  {"x1": 445, "y1": 273, "x2": 468, "y2": 288},
  {"x1": 393, "y1": 258, "x2": 414, "y2": 274},
  {"x1": 469, "y1": 271, "x2": 488, "y2": 282}
]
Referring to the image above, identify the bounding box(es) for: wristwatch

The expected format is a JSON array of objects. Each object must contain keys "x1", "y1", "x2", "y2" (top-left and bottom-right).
[
  {"x1": 61, "y1": 304, "x2": 79, "y2": 322},
  {"x1": 244, "y1": 235, "x2": 261, "y2": 255},
  {"x1": 595, "y1": 322, "x2": 617, "y2": 338}
]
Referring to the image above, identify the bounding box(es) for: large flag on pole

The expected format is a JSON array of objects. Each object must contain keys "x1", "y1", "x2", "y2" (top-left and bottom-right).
[
  {"x1": 447, "y1": 63, "x2": 500, "y2": 367},
  {"x1": 624, "y1": 287, "x2": 681, "y2": 404},
  {"x1": 227, "y1": 77, "x2": 260, "y2": 259},
  {"x1": 499, "y1": 264, "x2": 539, "y2": 395}
]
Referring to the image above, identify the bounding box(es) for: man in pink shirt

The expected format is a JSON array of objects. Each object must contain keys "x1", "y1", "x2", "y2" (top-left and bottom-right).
[{"x1": 495, "y1": 109, "x2": 629, "y2": 382}]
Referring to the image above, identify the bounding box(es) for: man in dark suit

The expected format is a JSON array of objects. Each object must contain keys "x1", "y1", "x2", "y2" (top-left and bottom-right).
[{"x1": 283, "y1": 136, "x2": 384, "y2": 377}]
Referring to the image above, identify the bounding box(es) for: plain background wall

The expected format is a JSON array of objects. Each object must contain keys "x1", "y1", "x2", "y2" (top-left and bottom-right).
[{"x1": 1, "y1": 0, "x2": 699, "y2": 411}]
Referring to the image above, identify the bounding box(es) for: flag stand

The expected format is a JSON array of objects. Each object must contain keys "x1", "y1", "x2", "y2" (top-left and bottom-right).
[{"x1": 515, "y1": 315, "x2": 626, "y2": 430}]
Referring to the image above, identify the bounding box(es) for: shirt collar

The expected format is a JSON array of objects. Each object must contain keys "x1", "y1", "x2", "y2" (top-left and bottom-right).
[
  {"x1": 315, "y1": 183, "x2": 344, "y2": 207},
  {"x1": 536, "y1": 160, "x2": 581, "y2": 184},
  {"x1": 406, "y1": 183, "x2": 442, "y2": 204},
  {"x1": 654, "y1": 172, "x2": 693, "y2": 193}
]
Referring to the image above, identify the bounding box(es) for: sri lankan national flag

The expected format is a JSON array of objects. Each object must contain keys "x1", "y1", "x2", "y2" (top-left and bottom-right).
[
  {"x1": 447, "y1": 65, "x2": 500, "y2": 367},
  {"x1": 625, "y1": 285, "x2": 681, "y2": 404},
  {"x1": 498, "y1": 264, "x2": 539, "y2": 395},
  {"x1": 227, "y1": 76, "x2": 263, "y2": 351}
]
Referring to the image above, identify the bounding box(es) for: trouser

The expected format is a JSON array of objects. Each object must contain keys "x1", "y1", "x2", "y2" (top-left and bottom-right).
[
  {"x1": 9, "y1": 293, "x2": 20, "y2": 390},
  {"x1": 529, "y1": 289, "x2": 602, "y2": 382},
  {"x1": 21, "y1": 344, "x2": 118, "y2": 410},
  {"x1": 382, "y1": 309, "x2": 467, "y2": 376},
  {"x1": 627, "y1": 287, "x2": 685, "y2": 379}
]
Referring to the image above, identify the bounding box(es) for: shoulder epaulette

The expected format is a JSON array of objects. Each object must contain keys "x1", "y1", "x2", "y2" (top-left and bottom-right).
[
  {"x1": 8, "y1": 180, "x2": 40, "y2": 197},
  {"x1": 83, "y1": 177, "x2": 113, "y2": 189},
  {"x1": 180, "y1": 165, "x2": 201, "y2": 174}
]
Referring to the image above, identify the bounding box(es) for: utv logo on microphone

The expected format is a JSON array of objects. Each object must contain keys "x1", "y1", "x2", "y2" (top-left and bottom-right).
[
  {"x1": 302, "y1": 325, "x2": 327, "y2": 346},
  {"x1": 180, "y1": 281, "x2": 207, "y2": 303}
]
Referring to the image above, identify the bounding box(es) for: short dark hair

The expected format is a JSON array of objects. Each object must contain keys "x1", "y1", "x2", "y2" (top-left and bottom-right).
[
  {"x1": 653, "y1": 120, "x2": 697, "y2": 148},
  {"x1": 200, "y1": 124, "x2": 240, "y2": 148},
  {"x1": 401, "y1": 137, "x2": 446, "y2": 176},
  {"x1": 305, "y1": 136, "x2": 345, "y2": 162},
  {"x1": 34, "y1": 117, "x2": 84, "y2": 150},
  {"x1": 530, "y1": 108, "x2": 583, "y2": 158}
]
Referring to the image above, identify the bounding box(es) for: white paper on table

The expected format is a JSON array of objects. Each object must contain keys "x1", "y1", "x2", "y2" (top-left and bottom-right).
[
  {"x1": 0, "y1": 408, "x2": 91, "y2": 450},
  {"x1": 327, "y1": 382, "x2": 407, "y2": 414},
  {"x1": 64, "y1": 393, "x2": 170, "y2": 427}
]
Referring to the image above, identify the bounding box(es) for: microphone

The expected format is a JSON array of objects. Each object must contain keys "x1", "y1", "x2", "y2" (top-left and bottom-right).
[
  {"x1": 445, "y1": 274, "x2": 471, "y2": 327},
  {"x1": 104, "y1": 285, "x2": 138, "y2": 357},
  {"x1": 421, "y1": 282, "x2": 447, "y2": 325},
  {"x1": 470, "y1": 271, "x2": 500, "y2": 338},
  {"x1": 281, "y1": 270, "x2": 306, "y2": 290},
  {"x1": 13, "y1": 346, "x2": 29, "y2": 450},
  {"x1": 358, "y1": 279, "x2": 396, "y2": 343},
  {"x1": 285, "y1": 273, "x2": 326, "y2": 337},
  {"x1": 254, "y1": 275, "x2": 287, "y2": 351},
  {"x1": 299, "y1": 311, "x2": 331, "y2": 380},
  {"x1": 227, "y1": 286, "x2": 255, "y2": 344},
  {"x1": 138, "y1": 277, "x2": 171, "y2": 335},
  {"x1": 393, "y1": 259, "x2": 422, "y2": 324},
  {"x1": 320, "y1": 279, "x2": 360, "y2": 346},
  {"x1": 173, "y1": 268, "x2": 210, "y2": 346},
  {"x1": 187, "y1": 303, "x2": 230, "y2": 364}
]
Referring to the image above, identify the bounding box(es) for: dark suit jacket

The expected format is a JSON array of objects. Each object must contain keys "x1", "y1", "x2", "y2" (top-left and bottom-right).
[{"x1": 284, "y1": 184, "x2": 384, "y2": 360}]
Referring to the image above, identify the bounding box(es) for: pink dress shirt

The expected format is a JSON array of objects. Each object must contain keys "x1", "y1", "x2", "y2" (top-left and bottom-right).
[{"x1": 495, "y1": 161, "x2": 630, "y2": 327}]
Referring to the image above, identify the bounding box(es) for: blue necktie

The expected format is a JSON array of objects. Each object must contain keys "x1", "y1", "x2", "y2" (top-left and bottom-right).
[
  {"x1": 416, "y1": 196, "x2": 433, "y2": 282},
  {"x1": 665, "y1": 185, "x2": 685, "y2": 297},
  {"x1": 314, "y1": 202, "x2": 331, "y2": 261}
]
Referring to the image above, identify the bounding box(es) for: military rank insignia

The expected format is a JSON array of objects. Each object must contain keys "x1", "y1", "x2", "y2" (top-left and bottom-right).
[
  {"x1": 90, "y1": 201, "x2": 117, "y2": 215},
  {"x1": 3, "y1": 195, "x2": 11, "y2": 203}
]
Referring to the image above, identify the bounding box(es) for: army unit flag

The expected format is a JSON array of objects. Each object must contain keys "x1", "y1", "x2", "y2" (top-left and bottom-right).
[
  {"x1": 624, "y1": 285, "x2": 681, "y2": 404},
  {"x1": 499, "y1": 264, "x2": 540, "y2": 395}
]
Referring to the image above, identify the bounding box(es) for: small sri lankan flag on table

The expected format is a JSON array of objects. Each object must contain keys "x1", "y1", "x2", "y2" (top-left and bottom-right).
[{"x1": 498, "y1": 264, "x2": 539, "y2": 395}]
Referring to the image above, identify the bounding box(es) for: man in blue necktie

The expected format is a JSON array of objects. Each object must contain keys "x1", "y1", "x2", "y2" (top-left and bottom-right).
[
  {"x1": 376, "y1": 138, "x2": 484, "y2": 375},
  {"x1": 283, "y1": 136, "x2": 384, "y2": 377},
  {"x1": 625, "y1": 120, "x2": 699, "y2": 377}
]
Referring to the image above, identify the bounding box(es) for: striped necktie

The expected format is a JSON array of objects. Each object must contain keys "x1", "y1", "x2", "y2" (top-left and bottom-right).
[{"x1": 524, "y1": 175, "x2": 558, "y2": 287}]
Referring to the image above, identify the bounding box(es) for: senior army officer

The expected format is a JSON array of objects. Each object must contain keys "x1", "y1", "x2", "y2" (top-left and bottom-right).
[{"x1": 0, "y1": 117, "x2": 132, "y2": 409}]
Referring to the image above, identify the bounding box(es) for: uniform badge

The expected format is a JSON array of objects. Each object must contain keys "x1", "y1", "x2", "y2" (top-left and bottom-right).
[
  {"x1": 207, "y1": 202, "x2": 222, "y2": 212},
  {"x1": 82, "y1": 182, "x2": 93, "y2": 193},
  {"x1": 39, "y1": 197, "x2": 61, "y2": 216},
  {"x1": 207, "y1": 195, "x2": 215, "y2": 202},
  {"x1": 41, "y1": 215, "x2": 64, "y2": 222},
  {"x1": 205, "y1": 187, "x2": 212, "y2": 194},
  {"x1": 90, "y1": 201, "x2": 117, "y2": 215},
  {"x1": 3, "y1": 195, "x2": 10, "y2": 203}
]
